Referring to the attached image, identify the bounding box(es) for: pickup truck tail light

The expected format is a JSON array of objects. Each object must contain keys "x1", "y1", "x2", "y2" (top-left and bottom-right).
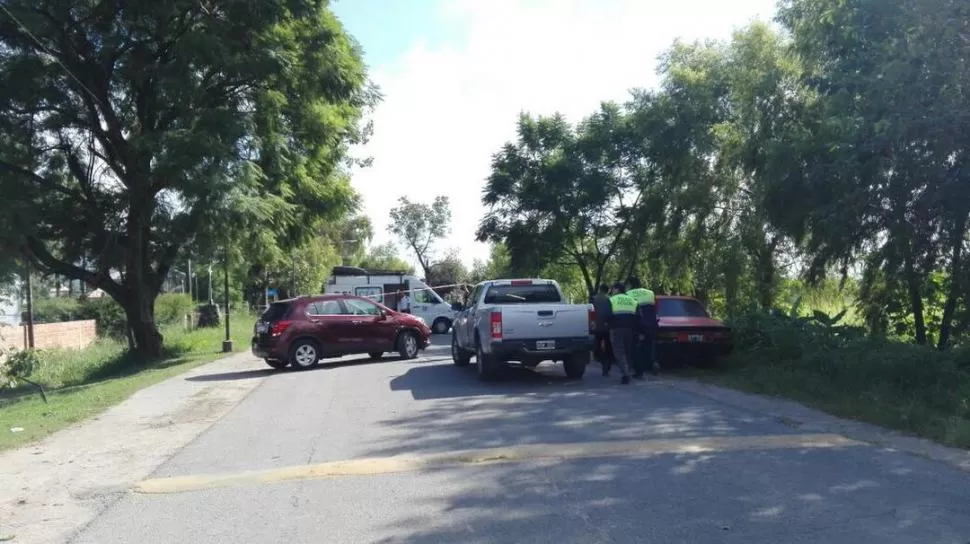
[
  {"x1": 490, "y1": 311, "x2": 503, "y2": 339},
  {"x1": 588, "y1": 308, "x2": 595, "y2": 332},
  {"x1": 270, "y1": 321, "x2": 293, "y2": 336}
]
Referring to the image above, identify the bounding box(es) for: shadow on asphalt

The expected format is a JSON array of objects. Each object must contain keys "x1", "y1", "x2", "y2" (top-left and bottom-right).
[
  {"x1": 185, "y1": 351, "x2": 452, "y2": 382},
  {"x1": 370, "y1": 362, "x2": 970, "y2": 542}
]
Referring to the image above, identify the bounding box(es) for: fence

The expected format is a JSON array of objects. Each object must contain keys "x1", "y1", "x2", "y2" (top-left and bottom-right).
[{"x1": 0, "y1": 320, "x2": 97, "y2": 352}]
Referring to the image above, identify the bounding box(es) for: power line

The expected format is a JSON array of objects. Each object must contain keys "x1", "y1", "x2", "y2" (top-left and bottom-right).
[{"x1": 0, "y1": 3, "x2": 103, "y2": 110}]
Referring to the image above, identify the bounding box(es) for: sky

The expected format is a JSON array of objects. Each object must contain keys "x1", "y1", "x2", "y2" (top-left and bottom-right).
[{"x1": 332, "y1": 0, "x2": 780, "y2": 270}]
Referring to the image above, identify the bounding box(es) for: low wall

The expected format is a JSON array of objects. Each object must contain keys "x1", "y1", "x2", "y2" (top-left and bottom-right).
[{"x1": 0, "y1": 320, "x2": 97, "y2": 351}]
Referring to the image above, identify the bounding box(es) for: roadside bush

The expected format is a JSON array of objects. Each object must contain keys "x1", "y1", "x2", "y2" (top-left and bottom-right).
[
  {"x1": 25, "y1": 293, "x2": 194, "y2": 339},
  {"x1": 155, "y1": 293, "x2": 194, "y2": 327},
  {"x1": 720, "y1": 308, "x2": 970, "y2": 448},
  {"x1": 32, "y1": 297, "x2": 84, "y2": 323}
]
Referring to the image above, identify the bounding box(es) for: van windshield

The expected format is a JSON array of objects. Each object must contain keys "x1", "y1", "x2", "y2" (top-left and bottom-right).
[{"x1": 411, "y1": 285, "x2": 445, "y2": 305}]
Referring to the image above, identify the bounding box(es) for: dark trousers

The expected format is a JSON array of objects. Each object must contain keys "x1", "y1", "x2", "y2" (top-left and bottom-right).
[
  {"x1": 594, "y1": 330, "x2": 613, "y2": 364},
  {"x1": 633, "y1": 332, "x2": 656, "y2": 375}
]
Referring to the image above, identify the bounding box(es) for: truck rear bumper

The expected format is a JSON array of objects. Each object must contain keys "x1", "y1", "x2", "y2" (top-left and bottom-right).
[{"x1": 489, "y1": 336, "x2": 594, "y2": 361}]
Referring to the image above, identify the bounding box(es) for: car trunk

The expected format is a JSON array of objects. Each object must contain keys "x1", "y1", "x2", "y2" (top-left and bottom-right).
[{"x1": 254, "y1": 301, "x2": 292, "y2": 343}]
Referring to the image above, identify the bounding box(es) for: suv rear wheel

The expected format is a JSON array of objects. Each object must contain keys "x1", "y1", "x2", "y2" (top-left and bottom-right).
[{"x1": 289, "y1": 339, "x2": 320, "y2": 370}]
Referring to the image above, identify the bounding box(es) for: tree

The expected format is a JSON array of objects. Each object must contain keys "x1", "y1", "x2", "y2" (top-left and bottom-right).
[
  {"x1": 0, "y1": 1, "x2": 375, "y2": 357},
  {"x1": 477, "y1": 106, "x2": 649, "y2": 298},
  {"x1": 387, "y1": 196, "x2": 451, "y2": 280},
  {"x1": 356, "y1": 243, "x2": 414, "y2": 273},
  {"x1": 426, "y1": 248, "x2": 468, "y2": 296},
  {"x1": 774, "y1": 0, "x2": 970, "y2": 346},
  {"x1": 320, "y1": 214, "x2": 374, "y2": 265}
]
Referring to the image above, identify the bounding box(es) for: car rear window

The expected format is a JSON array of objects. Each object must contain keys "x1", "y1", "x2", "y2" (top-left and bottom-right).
[
  {"x1": 657, "y1": 299, "x2": 709, "y2": 318},
  {"x1": 483, "y1": 284, "x2": 562, "y2": 304},
  {"x1": 261, "y1": 302, "x2": 291, "y2": 322}
]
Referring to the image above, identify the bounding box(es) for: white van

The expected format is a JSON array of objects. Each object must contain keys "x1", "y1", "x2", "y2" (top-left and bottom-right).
[{"x1": 323, "y1": 266, "x2": 458, "y2": 334}]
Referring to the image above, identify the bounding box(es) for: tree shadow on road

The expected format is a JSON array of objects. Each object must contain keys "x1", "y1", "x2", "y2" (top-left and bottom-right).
[
  {"x1": 358, "y1": 361, "x2": 970, "y2": 542},
  {"x1": 360, "y1": 446, "x2": 970, "y2": 543}
]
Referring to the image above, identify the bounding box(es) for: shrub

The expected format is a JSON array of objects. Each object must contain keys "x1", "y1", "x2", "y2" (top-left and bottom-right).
[
  {"x1": 721, "y1": 308, "x2": 970, "y2": 447},
  {"x1": 155, "y1": 293, "x2": 194, "y2": 327},
  {"x1": 32, "y1": 297, "x2": 84, "y2": 323}
]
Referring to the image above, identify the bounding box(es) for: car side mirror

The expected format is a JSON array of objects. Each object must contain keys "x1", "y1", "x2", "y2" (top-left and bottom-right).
[
  {"x1": 378, "y1": 309, "x2": 388, "y2": 320},
  {"x1": 451, "y1": 302, "x2": 464, "y2": 312}
]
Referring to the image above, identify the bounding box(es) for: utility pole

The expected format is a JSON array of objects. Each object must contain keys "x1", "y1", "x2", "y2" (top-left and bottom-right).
[
  {"x1": 222, "y1": 244, "x2": 233, "y2": 353},
  {"x1": 24, "y1": 262, "x2": 34, "y2": 349},
  {"x1": 187, "y1": 258, "x2": 193, "y2": 301}
]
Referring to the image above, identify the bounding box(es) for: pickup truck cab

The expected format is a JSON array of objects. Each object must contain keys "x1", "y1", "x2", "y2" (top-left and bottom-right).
[{"x1": 451, "y1": 279, "x2": 595, "y2": 380}]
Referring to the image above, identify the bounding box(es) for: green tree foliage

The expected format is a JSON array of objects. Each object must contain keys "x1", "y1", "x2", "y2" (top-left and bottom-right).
[
  {"x1": 388, "y1": 196, "x2": 451, "y2": 280},
  {"x1": 355, "y1": 242, "x2": 414, "y2": 274},
  {"x1": 0, "y1": 1, "x2": 375, "y2": 358},
  {"x1": 480, "y1": 3, "x2": 970, "y2": 347},
  {"x1": 477, "y1": 105, "x2": 649, "y2": 298}
]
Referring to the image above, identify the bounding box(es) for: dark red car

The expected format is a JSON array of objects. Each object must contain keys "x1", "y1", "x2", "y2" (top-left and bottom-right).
[
  {"x1": 251, "y1": 294, "x2": 432, "y2": 370},
  {"x1": 655, "y1": 295, "x2": 733, "y2": 363}
]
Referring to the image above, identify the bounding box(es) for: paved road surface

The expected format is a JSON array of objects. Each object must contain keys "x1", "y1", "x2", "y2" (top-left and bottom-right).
[{"x1": 72, "y1": 337, "x2": 970, "y2": 543}]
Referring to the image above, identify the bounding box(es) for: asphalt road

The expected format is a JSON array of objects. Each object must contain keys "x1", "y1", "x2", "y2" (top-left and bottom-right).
[{"x1": 71, "y1": 336, "x2": 970, "y2": 543}]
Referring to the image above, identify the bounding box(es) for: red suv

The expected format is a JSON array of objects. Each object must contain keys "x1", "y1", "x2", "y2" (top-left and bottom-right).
[{"x1": 251, "y1": 294, "x2": 432, "y2": 370}]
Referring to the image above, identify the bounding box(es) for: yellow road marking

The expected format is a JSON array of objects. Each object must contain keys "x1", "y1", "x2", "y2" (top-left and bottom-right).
[{"x1": 135, "y1": 433, "x2": 861, "y2": 495}]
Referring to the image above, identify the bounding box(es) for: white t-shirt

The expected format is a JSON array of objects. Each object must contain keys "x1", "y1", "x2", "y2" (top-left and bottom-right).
[{"x1": 398, "y1": 295, "x2": 411, "y2": 311}]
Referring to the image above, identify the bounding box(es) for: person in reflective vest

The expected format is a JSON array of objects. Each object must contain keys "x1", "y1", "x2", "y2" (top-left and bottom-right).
[
  {"x1": 607, "y1": 281, "x2": 637, "y2": 385},
  {"x1": 625, "y1": 276, "x2": 659, "y2": 379}
]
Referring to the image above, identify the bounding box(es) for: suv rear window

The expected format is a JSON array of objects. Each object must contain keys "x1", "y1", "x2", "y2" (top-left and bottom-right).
[
  {"x1": 657, "y1": 299, "x2": 709, "y2": 318},
  {"x1": 483, "y1": 284, "x2": 562, "y2": 304},
  {"x1": 261, "y1": 302, "x2": 291, "y2": 322}
]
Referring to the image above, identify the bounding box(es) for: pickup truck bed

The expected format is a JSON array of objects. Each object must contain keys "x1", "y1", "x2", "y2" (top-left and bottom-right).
[{"x1": 451, "y1": 279, "x2": 595, "y2": 380}]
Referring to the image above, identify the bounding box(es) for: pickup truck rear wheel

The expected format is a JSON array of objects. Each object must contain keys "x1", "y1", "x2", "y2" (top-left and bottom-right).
[
  {"x1": 563, "y1": 351, "x2": 589, "y2": 379},
  {"x1": 451, "y1": 332, "x2": 472, "y2": 366},
  {"x1": 476, "y1": 342, "x2": 502, "y2": 381}
]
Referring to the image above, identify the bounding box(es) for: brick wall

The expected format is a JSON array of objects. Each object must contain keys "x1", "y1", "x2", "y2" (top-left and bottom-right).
[{"x1": 0, "y1": 320, "x2": 97, "y2": 351}]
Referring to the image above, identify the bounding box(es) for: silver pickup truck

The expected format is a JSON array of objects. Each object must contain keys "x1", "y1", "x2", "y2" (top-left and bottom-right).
[{"x1": 451, "y1": 279, "x2": 595, "y2": 380}]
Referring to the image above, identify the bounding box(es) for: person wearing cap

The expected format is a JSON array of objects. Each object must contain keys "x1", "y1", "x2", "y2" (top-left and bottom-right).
[
  {"x1": 625, "y1": 276, "x2": 659, "y2": 378},
  {"x1": 607, "y1": 281, "x2": 636, "y2": 384}
]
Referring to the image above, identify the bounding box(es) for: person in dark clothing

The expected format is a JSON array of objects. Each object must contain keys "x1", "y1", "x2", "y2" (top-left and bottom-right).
[
  {"x1": 591, "y1": 284, "x2": 613, "y2": 376},
  {"x1": 625, "y1": 276, "x2": 659, "y2": 378},
  {"x1": 607, "y1": 281, "x2": 636, "y2": 384}
]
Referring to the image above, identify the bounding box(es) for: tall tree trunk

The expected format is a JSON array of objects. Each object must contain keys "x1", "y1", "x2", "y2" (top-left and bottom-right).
[
  {"x1": 124, "y1": 286, "x2": 163, "y2": 359},
  {"x1": 937, "y1": 215, "x2": 967, "y2": 350},
  {"x1": 902, "y1": 251, "x2": 928, "y2": 345}
]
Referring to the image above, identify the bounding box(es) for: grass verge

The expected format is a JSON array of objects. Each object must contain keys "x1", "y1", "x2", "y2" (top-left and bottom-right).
[
  {"x1": 0, "y1": 315, "x2": 253, "y2": 452},
  {"x1": 676, "y1": 310, "x2": 970, "y2": 450}
]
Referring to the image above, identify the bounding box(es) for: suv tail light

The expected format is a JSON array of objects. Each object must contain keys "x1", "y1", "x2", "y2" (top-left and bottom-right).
[
  {"x1": 588, "y1": 308, "x2": 595, "y2": 332},
  {"x1": 270, "y1": 321, "x2": 294, "y2": 336},
  {"x1": 490, "y1": 311, "x2": 502, "y2": 339}
]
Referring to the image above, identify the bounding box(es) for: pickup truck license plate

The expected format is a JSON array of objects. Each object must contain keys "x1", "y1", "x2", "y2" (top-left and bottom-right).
[
  {"x1": 536, "y1": 340, "x2": 556, "y2": 350},
  {"x1": 256, "y1": 322, "x2": 269, "y2": 333},
  {"x1": 688, "y1": 334, "x2": 704, "y2": 343}
]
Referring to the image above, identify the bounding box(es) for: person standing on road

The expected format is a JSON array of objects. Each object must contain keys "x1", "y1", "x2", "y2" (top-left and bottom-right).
[
  {"x1": 592, "y1": 284, "x2": 614, "y2": 376},
  {"x1": 607, "y1": 281, "x2": 636, "y2": 385},
  {"x1": 625, "y1": 276, "x2": 659, "y2": 379},
  {"x1": 397, "y1": 290, "x2": 411, "y2": 313}
]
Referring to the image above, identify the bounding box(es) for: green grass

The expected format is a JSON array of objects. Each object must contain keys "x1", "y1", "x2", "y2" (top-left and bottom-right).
[
  {"x1": 679, "y1": 310, "x2": 970, "y2": 450},
  {"x1": 0, "y1": 315, "x2": 253, "y2": 452}
]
